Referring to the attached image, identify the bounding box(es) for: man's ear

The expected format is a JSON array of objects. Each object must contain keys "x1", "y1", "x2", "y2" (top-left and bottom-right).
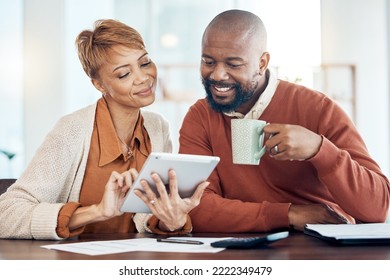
[
  {"x1": 259, "y1": 52, "x2": 270, "y2": 75},
  {"x1": 91, "y1": 79, "x2": 106, "y2": 95}
]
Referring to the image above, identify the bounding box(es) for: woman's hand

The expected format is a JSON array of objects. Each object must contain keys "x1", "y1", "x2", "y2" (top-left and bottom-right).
[
  {"x1": 69, "y1": 168, "x2": 138, "y2": 230},
  {"x1": 134, "y1": 169, "x2": 209, "y2": 231},
  {"x1": 97, "y1": 169, "x2": 138, "y2": 219}
]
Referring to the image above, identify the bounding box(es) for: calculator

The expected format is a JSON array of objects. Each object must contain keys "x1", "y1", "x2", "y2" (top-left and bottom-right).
[{"x1": 210, "y1": 231, "x2": 289, "y2": 249}]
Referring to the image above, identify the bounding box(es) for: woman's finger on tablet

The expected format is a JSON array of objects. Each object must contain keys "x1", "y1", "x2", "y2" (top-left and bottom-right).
[
  {"x1": 139, "y1": 179, "x2": 157, "y2": 200},
  {"x1": 105, "y1": 171, "x2": 123, "y2": 190},
  {"x1": 190, "y1": 181, "x2": 209, "y2": 205},
  {"x1": 167, "y1": 169, "x2": 179, "y2": 196},
  {"x1": 120, "y1": 170, "x2": 135, "y2": 193},
  {"x1": 125, "y1": 168, "x2": 139, "y2": 187},
  {"x1": 134, "y1": 186, "x2": 156, "y2": 210},
  {"x1": 151, "y1": 173, "x2": 169, "y2": 202}
]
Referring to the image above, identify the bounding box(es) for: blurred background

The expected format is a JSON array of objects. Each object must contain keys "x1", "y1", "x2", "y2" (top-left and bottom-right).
[{"x1": 0, "y1": 0, "x2": 389, "y2": 180}]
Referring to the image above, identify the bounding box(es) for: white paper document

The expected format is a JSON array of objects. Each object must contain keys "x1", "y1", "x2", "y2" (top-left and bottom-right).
[
  {"x1": 41, "y1": 237, "x2": 229, "y2": 256},
  {"x1": 305, "y1": 223, "x2": 390, "y2": 239}
]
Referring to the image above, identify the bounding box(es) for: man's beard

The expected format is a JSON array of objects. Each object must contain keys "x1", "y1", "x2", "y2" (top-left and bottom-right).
[{"x1": 202, "y1": 78, "x2": 256, "y2": 113}]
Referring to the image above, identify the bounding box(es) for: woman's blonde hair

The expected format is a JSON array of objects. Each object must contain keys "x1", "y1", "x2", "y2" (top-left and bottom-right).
[{"x1": 76, "y1": 19, "x2": 145, "y2": 79}]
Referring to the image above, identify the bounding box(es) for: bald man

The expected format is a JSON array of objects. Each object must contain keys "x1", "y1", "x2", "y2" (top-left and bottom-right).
[{"x1": 179, "y1": 10, "x2": 390, "y2": 233}]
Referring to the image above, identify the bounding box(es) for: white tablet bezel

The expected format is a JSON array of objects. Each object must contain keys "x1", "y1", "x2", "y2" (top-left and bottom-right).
[{"x1": 120, "y1": 152, "x2": 220, "y2": 213}]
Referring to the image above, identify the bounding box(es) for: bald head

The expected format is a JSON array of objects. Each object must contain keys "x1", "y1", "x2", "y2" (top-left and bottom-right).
[{"x1": 203, "y1": 9, "x2": 267, "y2": 53}]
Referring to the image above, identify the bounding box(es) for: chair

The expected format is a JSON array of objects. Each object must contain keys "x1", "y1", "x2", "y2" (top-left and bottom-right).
[{"x1": 0, "y1": 179, "x2": 16, "y2": 195}]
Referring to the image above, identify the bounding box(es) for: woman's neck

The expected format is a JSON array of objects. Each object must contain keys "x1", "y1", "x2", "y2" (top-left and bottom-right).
[{"x1": 103, "y1": 97, "x2": 140, "y2": 143}]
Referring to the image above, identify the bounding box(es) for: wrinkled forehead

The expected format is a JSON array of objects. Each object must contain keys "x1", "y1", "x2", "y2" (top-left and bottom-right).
[
  {"x1": 202, "y1": 26, "x2": 261, "y2": 57},
  {"x1": 203, "y1": 24, "x2": 253, "y2": 42}
]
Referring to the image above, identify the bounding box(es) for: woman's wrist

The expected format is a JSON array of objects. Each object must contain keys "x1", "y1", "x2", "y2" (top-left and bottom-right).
[
  {"x1": 146, "y1": 215, "x2": 193, "y2": 235},
  {"x1": 69, "y1": 204, "x2": 107, "y2": 230},
  {"x1": 158, "y1": 217, "x2": 187, "y2": 232}
]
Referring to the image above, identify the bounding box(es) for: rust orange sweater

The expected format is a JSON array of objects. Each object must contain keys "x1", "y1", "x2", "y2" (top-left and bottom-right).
[{"x1": 179, "y1": 80, "x2": 390, "y2": 233}]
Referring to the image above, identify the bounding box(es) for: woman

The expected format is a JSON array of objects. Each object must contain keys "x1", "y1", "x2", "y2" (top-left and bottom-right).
[{"x1": 0, "y1": 19, "x2": 207, "y2": 239}]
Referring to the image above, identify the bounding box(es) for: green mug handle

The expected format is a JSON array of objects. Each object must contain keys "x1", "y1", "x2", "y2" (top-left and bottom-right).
[{"x1": 254, "y1": 127, "x2": 266, "y2": 160}]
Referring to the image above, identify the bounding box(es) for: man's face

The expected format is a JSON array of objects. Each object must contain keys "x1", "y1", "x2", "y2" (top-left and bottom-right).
[{"x1": 200, "y1": 28, "x2": 263, "y2": 113}]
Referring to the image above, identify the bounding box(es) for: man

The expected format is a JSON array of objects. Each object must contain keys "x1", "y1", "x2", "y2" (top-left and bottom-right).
[{"x1": 179, "y1": 9, "x2": 390, "y2": 232}]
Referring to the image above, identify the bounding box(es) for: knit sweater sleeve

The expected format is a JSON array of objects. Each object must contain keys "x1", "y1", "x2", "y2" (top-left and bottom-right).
[
  {"x1": 307, "y1": 97, "x2": 390, "y2": 222},
  {"x1": 142, "y1": 110, "x2": 173, "y2": 153},
  {"x1": 0, "y1": 105, "x2": 94, "y2": 239}
]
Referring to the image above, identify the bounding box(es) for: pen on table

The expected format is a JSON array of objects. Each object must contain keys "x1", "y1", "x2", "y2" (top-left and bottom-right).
[{"x1": 157, "y1": 238, "x2": 204, "y2": 245}]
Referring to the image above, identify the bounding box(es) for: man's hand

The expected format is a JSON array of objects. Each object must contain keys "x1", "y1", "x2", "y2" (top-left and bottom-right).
[
  {"x1": 263, "y1": 124, "x2": 322, "y2": 161},
  {"x1": 288, "y1": 204, "x2": 350, "y2": 231}
]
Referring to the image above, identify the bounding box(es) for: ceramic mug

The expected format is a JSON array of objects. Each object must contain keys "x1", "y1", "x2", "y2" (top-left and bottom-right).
[{"x1": 231, "y1": 119, "x2": 267, "y2": 165}]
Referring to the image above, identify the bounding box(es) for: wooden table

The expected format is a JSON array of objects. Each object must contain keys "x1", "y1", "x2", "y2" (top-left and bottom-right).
[{"x1": 1, "y1": 231, "x2": 390, "y2": 260}]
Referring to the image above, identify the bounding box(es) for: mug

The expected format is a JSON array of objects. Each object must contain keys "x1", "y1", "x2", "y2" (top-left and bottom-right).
[{"x1": 231, "y1": 119, "x2": 267, "y2": 165}]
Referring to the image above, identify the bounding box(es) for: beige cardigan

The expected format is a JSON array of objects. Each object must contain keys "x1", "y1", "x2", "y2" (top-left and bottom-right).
[{"x1": 0, "y1": 103, "x2": 172, "y2": 239}]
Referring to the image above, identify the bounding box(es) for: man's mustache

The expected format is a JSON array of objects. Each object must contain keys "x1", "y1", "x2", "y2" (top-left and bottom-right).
[{"x1": 203, "y1": 79, "x2": 237, "y2": 89}]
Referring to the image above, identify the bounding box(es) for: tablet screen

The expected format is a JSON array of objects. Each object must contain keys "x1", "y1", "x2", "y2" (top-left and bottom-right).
[{"x1": 120, "y1": 152, "x2": 220, "y2": 213}]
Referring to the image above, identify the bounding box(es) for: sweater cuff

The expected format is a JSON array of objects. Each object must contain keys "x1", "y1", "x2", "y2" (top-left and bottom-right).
[
  {"x1": 308, "y1": 136, "x2": 342, "y2": 176},
  {"x1": 56, "y1": 202, "x2": 85, "y2": 238},
  {"x1": 31, "y1": 202, "x2": 65, "y2": 240},
  {"x1": 146, "y1": 215, "x2": 193, "y2": 235},
  {"x1": 261, "y1": 201, "x2": 291, "y2": 231}
]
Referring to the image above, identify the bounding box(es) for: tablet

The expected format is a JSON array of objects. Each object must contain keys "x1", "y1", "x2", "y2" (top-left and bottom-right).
[{"x1": 120, "y1": 152, "x2": 220, "y2": 213}]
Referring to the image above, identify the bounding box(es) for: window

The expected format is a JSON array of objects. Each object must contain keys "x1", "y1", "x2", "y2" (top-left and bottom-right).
[
  {"x1": 0, "y1": 0, "x2": 321, "y2": 177},
  {"x1": 0, "y1": 0, "x2": 23, "y2": 178}
]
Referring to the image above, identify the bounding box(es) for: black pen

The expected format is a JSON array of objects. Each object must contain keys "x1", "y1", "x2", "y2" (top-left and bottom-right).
[{"x1": 157, "y1": 238, "x2": 204, "y2": 245}]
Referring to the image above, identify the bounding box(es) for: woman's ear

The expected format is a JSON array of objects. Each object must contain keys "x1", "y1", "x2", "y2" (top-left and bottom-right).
[{"x1": 91, "y1": 79, "x2": 106, "y2": 95}]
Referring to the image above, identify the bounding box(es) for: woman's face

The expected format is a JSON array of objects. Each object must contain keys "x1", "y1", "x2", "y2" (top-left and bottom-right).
[{"x1": 93, "y1": 45, "x2": 157, "y2": 110}]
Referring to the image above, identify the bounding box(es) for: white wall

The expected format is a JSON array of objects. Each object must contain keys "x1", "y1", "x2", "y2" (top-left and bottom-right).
[
  {"x1": 23, "y1": 0, "x2": 66, "y2": 164},
  {"x1": 22, "y1": 0, "x2": 115, "y2": 164},
  {"x1": 321, "y1": 0, "x2": 389, "y2": 176},
  {"x1": 64, "y1": 0, "x2": 114, "y2": 114}
]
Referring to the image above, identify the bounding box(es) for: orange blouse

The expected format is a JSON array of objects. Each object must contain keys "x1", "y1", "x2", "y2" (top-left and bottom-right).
[{"x1": 56, "y1": 98, "x2": 151, "y2": 238}]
